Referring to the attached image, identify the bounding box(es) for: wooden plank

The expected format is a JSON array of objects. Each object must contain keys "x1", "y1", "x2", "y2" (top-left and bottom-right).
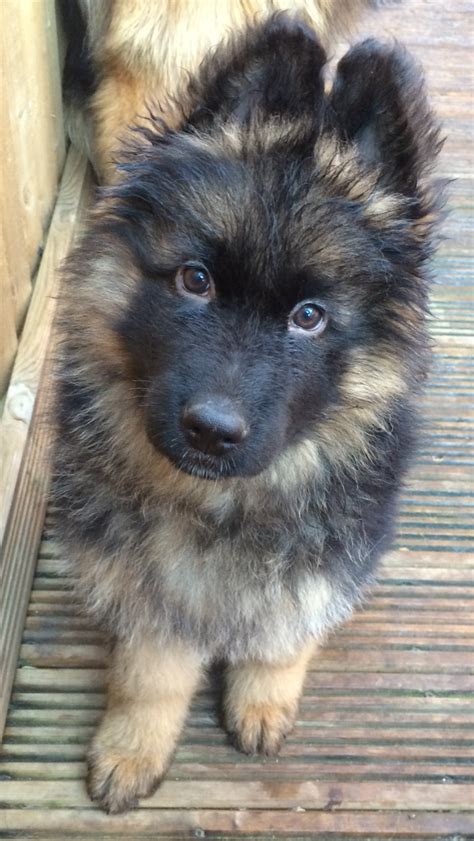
[
  {"x1": 9, "y1": 690, "x2": 474, "y2": 712},
  {"x1": 6, "y1": 705, "x2": 474, "y2": 728},
  {"x1": 0, "y1": 232, "x2": 19, "y2": 394},
  {"x1": 0, "y1": 1, "x2": 67, "y2": 395},
  {"x1": 3, "y1": 740, "x2": 474, "y2": 762},
  {"x1": 0, "y1": 384, "x2": 50, "y2": 742},
  {"x1": 0, "y1": 759, "x2": 470, "y2": 783},
  {"x1": 0, "y1": 808, "x2": 472, "y2": 836},
  {"x1": 1, "y1": 0, "x2": 65, "y2": 274},
  {"x1": 1, "y1": 779, "x2": 473, "y2": 811},
  {"x1": 0, "y1": 17, "x2": 30, "y2": 392},
  {"x1": 4, "y1": 723, "x2": 472, "y2": 747},
  {"x1": 0, "y1": 147, "x2": 89, "y2": 545},
  {"x1": 0, "y1": 149, "x2": 90, "y2": 738}
]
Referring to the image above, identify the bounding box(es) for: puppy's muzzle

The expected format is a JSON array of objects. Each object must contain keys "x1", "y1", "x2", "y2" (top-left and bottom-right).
[{"x1": 182, "y1": 398, "x2": 249, "y2": 456}]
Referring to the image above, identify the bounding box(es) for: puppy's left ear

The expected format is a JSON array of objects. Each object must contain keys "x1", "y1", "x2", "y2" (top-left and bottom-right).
[
  {"x1": 186, "y1": 14, "x2": 327, "y2": 132},
  {"x1": 330, "y1": 40, "x2": 443, "y2": 206}
]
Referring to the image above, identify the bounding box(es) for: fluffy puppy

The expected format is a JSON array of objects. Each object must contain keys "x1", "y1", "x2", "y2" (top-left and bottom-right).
[
  {"x1": 61, "y1": 0, "x2": 379, "y2": 180},
  {"x1": 53, "y1": 14, "x2": 441, "y2": 815}
]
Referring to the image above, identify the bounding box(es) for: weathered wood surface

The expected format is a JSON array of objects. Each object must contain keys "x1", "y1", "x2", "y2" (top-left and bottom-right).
[
  {"x1": 0, "y1": 0, "x2": 65, "y2": 394},
  {"x1": 0, "y1": 0, "x2": 473, "y2": 838},
  {"x1": 0, "y1": 149, "x2": 90, "y2": 548},
  {"x1": 0, "y1": 149, "x2": 91, "y2": 735}
]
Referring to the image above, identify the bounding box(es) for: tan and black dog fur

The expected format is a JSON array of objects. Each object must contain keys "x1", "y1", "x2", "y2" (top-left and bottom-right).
[
  {"x1": 62, "y1": 0, "x2": 377, "y2": 180},
  {"x1": 55, "y1": 0, "x2": 442, "y2": 815}
]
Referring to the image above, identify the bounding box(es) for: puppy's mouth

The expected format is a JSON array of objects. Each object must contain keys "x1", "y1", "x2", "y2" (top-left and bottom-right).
[
  {"x1": 172, "y1": 446, "x2": 271, "y2": 481},
  {"x1": 175, "y1": 450, "x2": 237, "y2": 481}
]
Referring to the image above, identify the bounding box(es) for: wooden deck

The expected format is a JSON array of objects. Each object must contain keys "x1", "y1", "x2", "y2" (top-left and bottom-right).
[{"x1": 1, "y1": 0, "x2": 473, "y2": 837}]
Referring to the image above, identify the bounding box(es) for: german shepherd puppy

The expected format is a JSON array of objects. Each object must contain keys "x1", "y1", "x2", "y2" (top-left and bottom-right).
[{"x1": 54, "y1": 2, "x2": 441, "y2": 816}]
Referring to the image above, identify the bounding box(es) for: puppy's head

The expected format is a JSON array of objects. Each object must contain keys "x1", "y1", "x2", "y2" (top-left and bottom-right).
[{"x1": 63, "y1": 17, "x2": 442, "y2": 483}]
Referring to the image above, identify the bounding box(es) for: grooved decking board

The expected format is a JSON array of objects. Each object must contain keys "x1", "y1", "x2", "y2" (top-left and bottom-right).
[
  {"x1": 0, "y1": 0, "x2": 473, "y2": 838},
  {"x1": 0, "y1": 148, "x2": 91, "y2": 736}
]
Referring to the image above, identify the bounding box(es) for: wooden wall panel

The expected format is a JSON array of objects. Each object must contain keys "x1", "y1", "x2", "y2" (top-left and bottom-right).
[{"x1": 0, "y1": 0, "x2": 65, "y2": 394}]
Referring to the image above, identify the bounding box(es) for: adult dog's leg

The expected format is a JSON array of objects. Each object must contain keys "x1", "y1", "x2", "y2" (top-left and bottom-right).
[
  {"x1": 91, "y1": 68, "x2": 151, "y2": 182},
  {"x1": 87, "y1": 637, "x2": 203, "y2": 813}
]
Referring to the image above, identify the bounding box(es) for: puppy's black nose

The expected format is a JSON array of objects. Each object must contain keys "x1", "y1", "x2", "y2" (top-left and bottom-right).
[{"x1": 182, "y1": 399, "x2": 248, "y2": 456}]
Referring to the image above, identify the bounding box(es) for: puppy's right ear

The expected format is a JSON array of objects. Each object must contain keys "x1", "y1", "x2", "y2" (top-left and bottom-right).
[
  {"x1": 185, "y1": 14, "x2": 327, "y2": 132},
  {"x1": 330, "y1": 40, "x2": 442, "y2": 200}
]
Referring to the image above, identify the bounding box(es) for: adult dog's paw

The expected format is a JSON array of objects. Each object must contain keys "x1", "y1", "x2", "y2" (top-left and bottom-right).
[{"x1": 227, "y1": 701, "x2": 296, "y2": 756}]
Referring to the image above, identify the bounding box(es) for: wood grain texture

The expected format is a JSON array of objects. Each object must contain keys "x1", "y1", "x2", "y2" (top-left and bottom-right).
[
  {"x1": 0, "y1": 381, "x2": 52, "y2": 741},
  {"x1": 0, "y1": 148, "x2": 90, "y2": 547},
  {"x1": 0, "y1": 0, "x2": 472, "y2": 838},
  {"x1": 0, "y1": 149, "x2": 90, "y2": 737},
  {"x1": 0, "y1": 0, "x2": 66, "y2": 393},
  {"x1": 1, "y1": 779, "x2": 473, "y2": 811},
  {"x1": 1, "y1": 808, "x2": 473, "y2": 837}
]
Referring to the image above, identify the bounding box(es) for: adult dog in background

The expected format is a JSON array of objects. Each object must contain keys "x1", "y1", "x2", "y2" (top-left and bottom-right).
[
  {"x1": 56, "y1": 0, "x2": 441, "y2": 815},
  {"x1": 62, "y1": 0, "x2": 379, "y2": 181}
]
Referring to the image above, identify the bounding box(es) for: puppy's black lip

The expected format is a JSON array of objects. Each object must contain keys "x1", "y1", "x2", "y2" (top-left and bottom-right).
[
  {"x1": 176, "y1": 453, "x2": 270, "y2": 481},
  {"x1": 177, "y1": 453, "x2": 234, "y2": 480}
]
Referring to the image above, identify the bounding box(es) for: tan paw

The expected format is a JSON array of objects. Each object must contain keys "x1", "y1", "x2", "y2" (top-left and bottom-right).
[
  {"x1": 87, "y1": 749, "x2": 164, "y2": 814},
  {"x1": 227, "y1": 702, "x2": 296, "y2": 756},
  {"x1": 87, "y1": 718, "x2": 168, "y2": 813}
]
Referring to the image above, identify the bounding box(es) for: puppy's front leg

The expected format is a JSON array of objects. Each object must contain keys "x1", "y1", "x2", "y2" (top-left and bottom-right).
[
  {"x1": 87, "y1": 637, "x2": 202, "y2": 813},
  {"x1": 225, "y1": 641, "x2": 315, "y2": 756}
]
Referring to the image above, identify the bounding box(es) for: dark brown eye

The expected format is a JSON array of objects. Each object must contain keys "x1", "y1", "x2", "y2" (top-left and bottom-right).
[
  {"x1": 176, "y1": 264, "x2": 214, "y2": 299},
  {"x1": 290, "y1": 302, "x2": 327, "y2": 334}
]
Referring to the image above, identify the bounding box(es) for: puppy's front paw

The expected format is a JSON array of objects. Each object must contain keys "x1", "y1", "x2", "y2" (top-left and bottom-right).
[
  {"x1": 87, "y1": 748, "x2": 164, "y2": 814},
  {"x1": 87, "y1": 712, "x2": 168, "y2": 814},
  {"x1": 225, "y1": 647, "x2": 314, "y2": 757},
  {"x1": 227, "y1": 701, "x2": 296, "y2": 756}
]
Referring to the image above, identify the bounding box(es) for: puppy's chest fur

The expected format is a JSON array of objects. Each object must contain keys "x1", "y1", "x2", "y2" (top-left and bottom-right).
[
  {"x1": 74, "y1": 484, "x2": 354, "y2": 663},
  {"x1": 145, "y1": 499, "x2": 350, "y2": 662}
]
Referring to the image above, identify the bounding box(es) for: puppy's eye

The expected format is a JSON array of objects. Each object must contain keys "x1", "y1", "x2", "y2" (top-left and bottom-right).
[
  {"x1": 289, "y1": 302, "x2": 327, "y2": 334},
  {"x1": 176, "y1": 264, "x2": 214, "y2": 299}
]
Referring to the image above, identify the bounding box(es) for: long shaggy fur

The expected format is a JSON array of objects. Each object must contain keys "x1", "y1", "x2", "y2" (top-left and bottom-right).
[
  {"x1": 60, "y1": 0, "x2": 380, "y2": 179},
  {"x1": 54, "y1": 7, "x2": 442, "y2": 814}
]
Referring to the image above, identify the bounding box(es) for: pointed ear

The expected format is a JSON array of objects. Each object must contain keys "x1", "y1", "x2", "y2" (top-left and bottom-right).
[
  {"x1": 186, "y1": 14, "x2": 327, "y2": 132},
  {"x1": 330, "y1": 40, "x2": 442, "y2": 198}
]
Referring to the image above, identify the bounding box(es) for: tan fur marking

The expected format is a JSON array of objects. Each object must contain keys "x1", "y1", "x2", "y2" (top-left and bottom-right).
[
  {"x1": 84, "y1": 0, "x2": 373, "y2": 181},
  {"x1": 87, "y1": 638, "x2": 202, "y2": 813},
  {"x1": 341, "y1": 346, "x2": 408, "y2": 406},
  {"x1": 91, "y1": 65, "x2": 179, "y2": 182},
  {"x1": 225, "y1": 640, "x2": 316, "y2": 755},
  {"x1": 263, "y1": 437, "x2": 323, "y2": 493}
]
